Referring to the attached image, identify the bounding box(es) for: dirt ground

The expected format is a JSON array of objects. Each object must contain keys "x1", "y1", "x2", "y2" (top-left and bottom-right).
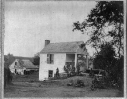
[{"x1": 4, "y1": 72, "x2": 121, "y2": 98}]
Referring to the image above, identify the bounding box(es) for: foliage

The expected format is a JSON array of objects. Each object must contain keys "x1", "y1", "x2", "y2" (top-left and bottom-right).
[
  {"x1": 73, "y1": 1, "x2": 124, "y2": 58},
  {"x1": 93, "y1": 43, "x2": 124, "y2": 91},
  {"x1": 93, "y1": 43, "x2": 116, "y2": 71},
  {"x1": 89, "y1": 69, "x2": 94, "y2": 77},
  {"x1": 76, "y1": 64, "x2": 80, "y2": 75},
  {"x1": 75, "y1": 79, "x2": 85, "y2": 87},
  {"x1": 33, "y1": 55, "x2": 40, "y2": 65},
  {"x1": 4, "y1": 67, "x2": 13, "y2": 88},
  {"x1": 4, "y1": 53, "x2": 14, "y2": 88},
  {"x1": 110, "y1": 56, "x2": 124, "y2": 87},
  {"x1": 4, "y1": 53, "x2": 15, "y2": 68},
  {"x1": 73, "y1": 2, "x2": 124, "y2": 91}
]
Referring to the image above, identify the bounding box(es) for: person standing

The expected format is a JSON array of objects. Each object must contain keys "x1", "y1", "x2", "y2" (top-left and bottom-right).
[{"x1": 56, "y1": 68, "x2": 59, "y2": 78}]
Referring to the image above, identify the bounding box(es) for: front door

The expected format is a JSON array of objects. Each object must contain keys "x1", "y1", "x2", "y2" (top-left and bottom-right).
[{"x1": 48, "y1": 70, "x2": 53, "y2": 77}]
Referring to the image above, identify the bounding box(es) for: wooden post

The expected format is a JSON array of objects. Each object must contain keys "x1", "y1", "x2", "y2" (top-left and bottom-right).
[{"x1": 75, "y1": 53, "x2": 77, "y2": 72}]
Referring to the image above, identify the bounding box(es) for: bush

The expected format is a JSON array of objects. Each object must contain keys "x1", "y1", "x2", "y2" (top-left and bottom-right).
[
  {"x1": 75, "y1": 79, "x2": 84, "y2": 87},
  {"x1": 4, "y1": 67, "x2": 13, "y2": 88},
  {"x1": 93, "y1": 43, "x2": 124, "y2": 93},
  {"x1": 109, "y1": 56, "x2": 124, "y2": 91}
]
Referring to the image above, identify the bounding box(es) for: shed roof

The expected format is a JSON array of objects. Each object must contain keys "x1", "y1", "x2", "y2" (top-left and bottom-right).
[
  {"x1": 40, "y1": 41, "x2": 85, "y2": 53},
  {"x1": 18, "y1": 59, "x2": 38, "y2": 69}
]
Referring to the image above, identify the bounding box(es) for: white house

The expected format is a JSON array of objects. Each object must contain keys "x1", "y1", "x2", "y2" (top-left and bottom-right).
[
  {"x1": 9, "y1": 59, "x2": 39, "y2": 75},
  {"x1": 39, "y1": 40, "x2": 89, "y2": 81}
]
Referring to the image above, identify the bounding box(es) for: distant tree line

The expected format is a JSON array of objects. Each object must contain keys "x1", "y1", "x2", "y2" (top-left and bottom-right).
[{"x1": 33, "y1": 53, "x2": 40, "y2": 66}]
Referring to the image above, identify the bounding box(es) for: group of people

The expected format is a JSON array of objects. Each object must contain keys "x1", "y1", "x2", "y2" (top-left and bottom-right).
[{"x1": 64, "y1": 64, "x2": 76, "y2": 77}]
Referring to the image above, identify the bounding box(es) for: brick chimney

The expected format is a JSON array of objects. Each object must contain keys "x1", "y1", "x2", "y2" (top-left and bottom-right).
[{"x1": 45, "y1": 40, "x2": 50, "y2": 47}]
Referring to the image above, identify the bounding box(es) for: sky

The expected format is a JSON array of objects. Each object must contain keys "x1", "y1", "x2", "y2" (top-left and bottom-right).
[{"x1": 4, "y1": 1, "x2": 97, "y2": 57}]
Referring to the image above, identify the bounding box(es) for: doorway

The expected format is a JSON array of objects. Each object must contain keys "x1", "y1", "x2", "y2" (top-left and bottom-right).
[{"x1": 48, "y1": 70, "x2": 53, "y2": 77}]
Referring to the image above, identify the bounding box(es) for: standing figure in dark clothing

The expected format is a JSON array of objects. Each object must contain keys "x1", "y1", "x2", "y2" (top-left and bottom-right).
[{"x1": 56, "y1": 68, "x2": 59, "y2": 78}]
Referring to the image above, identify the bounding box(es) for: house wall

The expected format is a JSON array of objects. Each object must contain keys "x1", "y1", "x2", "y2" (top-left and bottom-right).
[
  {"x1": 9, "y1": 59, "x2": 25, "y2": 75},
  {"x1": 9, "y1": 59, "x2": 19, "y2": 73},
  {"x1": 39, "y1": 53, "x2": 66, "y2": 81}
]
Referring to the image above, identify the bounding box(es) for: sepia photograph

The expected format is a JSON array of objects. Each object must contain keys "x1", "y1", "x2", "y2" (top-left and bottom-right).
[{"x1": 2, "y1": 0, "x2": 126, "y2": 98}]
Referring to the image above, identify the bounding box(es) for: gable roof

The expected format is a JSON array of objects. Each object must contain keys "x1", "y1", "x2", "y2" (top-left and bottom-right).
[
  {"x1": 4, "y1": 55, "x2": 33, "y2": 66},
  {"x1": 21, "y1": 59, "x2": 38, "y2": 69},
  {"x1": 40, "y1": 41, "x2": 85, "y2": 53},
  {"x1": 14, "y1": 59, "x2": 38, "y2": 69}
]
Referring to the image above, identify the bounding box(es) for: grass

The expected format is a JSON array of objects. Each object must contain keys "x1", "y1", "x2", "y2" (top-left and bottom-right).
[{"x1": 4, "y1": 71, "x2": 122, "y2": 97}]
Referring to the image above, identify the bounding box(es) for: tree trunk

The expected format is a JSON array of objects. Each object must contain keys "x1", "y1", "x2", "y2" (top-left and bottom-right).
[{"x1": 118, "y1": 22, "x2": 122, "y2": 58}]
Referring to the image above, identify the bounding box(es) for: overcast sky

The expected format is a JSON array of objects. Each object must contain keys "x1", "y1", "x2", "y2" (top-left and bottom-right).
[{"x1": 4, "y1": 1, "x2": 97, "y2": 57}]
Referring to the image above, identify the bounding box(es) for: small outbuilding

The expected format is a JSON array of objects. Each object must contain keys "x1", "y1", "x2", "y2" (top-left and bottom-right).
[{"x1": 9, "y1": 59, "x2": 39, "y2": 75}]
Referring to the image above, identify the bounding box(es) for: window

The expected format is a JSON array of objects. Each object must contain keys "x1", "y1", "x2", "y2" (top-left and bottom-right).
[
  {"x1": 15, "y1": 62, "x2": 17, "y2": 65},
  {"x1": 47, "y1": 54, "x2": 54, "y2": 64}
]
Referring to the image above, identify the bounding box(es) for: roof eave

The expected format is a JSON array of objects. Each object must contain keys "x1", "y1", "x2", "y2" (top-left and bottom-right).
[{"x1": 40, "y1": 52, "x2": 77, "y2": 54}]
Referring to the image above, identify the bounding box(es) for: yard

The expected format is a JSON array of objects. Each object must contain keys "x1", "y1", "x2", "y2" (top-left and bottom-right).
[{"x1": 4, "y1": 72, "x2": 121, "y2": 97}]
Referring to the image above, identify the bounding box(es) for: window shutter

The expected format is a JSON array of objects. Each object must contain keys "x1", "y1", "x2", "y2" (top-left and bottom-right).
[
  {"x1": 51, "y1": 54, "x2": 54, "y2": 63},
  {"x1": 47, "y1": 54, "x2": 54, "y2": 64},
  {"x1": 47, "y1": 54, "x2": 50, "y2": 64}
]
